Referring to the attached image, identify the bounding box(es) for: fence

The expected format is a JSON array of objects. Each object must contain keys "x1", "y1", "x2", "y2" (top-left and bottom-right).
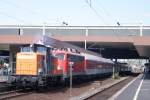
[{"x1": 0, "y1": 62, "x2": 16, "y2": 82}]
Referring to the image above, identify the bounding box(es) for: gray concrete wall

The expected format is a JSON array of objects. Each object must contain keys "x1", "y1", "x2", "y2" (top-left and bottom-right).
[{"x1": 9, "y1": 45, "x2": 20, "y2": 74}]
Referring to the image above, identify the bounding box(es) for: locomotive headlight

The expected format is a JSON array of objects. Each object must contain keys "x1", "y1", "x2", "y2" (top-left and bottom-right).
[
  {"x1": 57, "y1": 66, "x2": 62, "y2": 70},
  {"x1": 57, "y1": 66, "x2": 61, "y2": 70},
  {"x1": 38, "y1": 68, "x2": 43, "y2": 75}
]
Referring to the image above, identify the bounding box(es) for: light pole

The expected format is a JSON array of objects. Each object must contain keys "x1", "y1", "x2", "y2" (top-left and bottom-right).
[
  {"x1": 113, "y1": 65, "x2": 115, "y2": 78},
  {"x1": 69, "y1": 61, "x2": 74, "y2": 99},
  {"x1": 113, "y1": 59, "x2": 117, "y2": 79}
]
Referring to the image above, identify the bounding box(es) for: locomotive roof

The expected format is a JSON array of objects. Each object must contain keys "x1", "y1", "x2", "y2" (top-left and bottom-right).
[
  {"x1": 52, "y1": 49, "x2": 83, "y2": 56},
  {"x1": 52, "y1": 50, "x2": 113, "y2": 64},
  {"x1": 43, "y1": 36, "x2": 104, "y2": 57}
]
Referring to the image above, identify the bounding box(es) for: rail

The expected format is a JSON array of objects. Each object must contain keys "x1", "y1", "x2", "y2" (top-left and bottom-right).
[{"x1": 0, "y1": 88, "x2": 32, "y2": 100}]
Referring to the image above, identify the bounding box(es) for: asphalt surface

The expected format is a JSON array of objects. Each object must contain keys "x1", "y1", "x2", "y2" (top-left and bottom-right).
[{"x1": 116, "y1": 72, "x2": 150, "y2": 100}]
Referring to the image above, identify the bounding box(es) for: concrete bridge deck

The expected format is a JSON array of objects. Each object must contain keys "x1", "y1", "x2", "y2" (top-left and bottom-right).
[{"x1": 0, "y1": 25, "x2": 150, "y2": 59}]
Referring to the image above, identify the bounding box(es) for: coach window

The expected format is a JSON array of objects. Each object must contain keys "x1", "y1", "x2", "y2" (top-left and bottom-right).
[{"x1": 55, "y1": 54, "x2": 64, "y2": 60}]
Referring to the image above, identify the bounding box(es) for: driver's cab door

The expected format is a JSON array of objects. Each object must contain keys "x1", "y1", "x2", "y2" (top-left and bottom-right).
[{"x1": 55, "y1": 53, "x2": 65, "y2": 75}]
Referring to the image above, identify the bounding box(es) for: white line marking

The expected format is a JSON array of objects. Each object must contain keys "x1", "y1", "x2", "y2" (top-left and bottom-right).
[
  {"x1": 133, "y1": 74, "x2": 145, "y2": 100},
  {"x1": 108, "y1": 74, "x2": 141, "y2": 100}
]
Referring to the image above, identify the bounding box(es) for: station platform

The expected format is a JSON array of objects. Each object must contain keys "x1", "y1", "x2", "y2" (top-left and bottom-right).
[
  {"x1": 0, "y1": 76, "x2": 8, "y2": 83},
  {"x1": 112, "y1": 72, "x2": 150, "y2": 100}
]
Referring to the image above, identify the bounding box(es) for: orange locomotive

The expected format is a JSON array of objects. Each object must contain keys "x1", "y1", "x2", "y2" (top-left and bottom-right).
[
  {"x1": 8, "y1": 44, "x2": 130, "y2": 87},
  {"x1": 16, "y1": 53, "x2": 44, "y2": 76},
  {"x1": 8, "y1": 44, "x2": 50, "y2": 87}
]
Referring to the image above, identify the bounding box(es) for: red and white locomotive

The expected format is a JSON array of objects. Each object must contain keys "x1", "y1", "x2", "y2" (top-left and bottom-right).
[{"x1": 51, "y1": 48, "x2": 114, "y2": 80}]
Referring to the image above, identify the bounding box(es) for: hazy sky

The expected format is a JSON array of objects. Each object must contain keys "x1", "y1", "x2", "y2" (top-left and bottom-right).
[{"x1": 0, "y1": 0, "x2": 149, "y2": 26}]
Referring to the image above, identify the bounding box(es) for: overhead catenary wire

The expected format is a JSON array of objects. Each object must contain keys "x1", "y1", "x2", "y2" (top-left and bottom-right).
[
  {"x1": 0, "y1": 0, "x2": 46, "y2": 23},
  {"x1": 0, "y1": 11, "x2": 31, "y2": 24},
  {"x1": 97, "y1": 1, "x2": 142, "y2": 36},
  {"x1": 84, "y1": 1, "x2": 138, "y2": 46},
  {"x1": 93, "y1": 1, "x2": 138, "y2": 36},
  {"x1": 0, "y1": 0, "x2": 60, "y2": 25},
  {"x1": 96, "y1": 0, "x2": 119, "y2": 25},
  {"x1": 84, "y1": 0, "x2": 109, "y2": 25},
  {"x1": 84, "y1": 0, "x2": 123, "y2": 37}
]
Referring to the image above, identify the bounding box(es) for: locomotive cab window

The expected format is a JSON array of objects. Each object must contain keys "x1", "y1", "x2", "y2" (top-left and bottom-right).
[
  {"x1": 36, "y1": 46, "x2": 46, "y2": 53},
  {"x1": 20, "y1": 44, "x2": 47, "y2": 53},
  {"x1": 67, "y1": 54, "x2": 84, "y2": 62},
  {"x1": 21, "y1": 46, "x2": 31, "y2": 52},
  {"x1": 67, "y1": 54, "x2": 76, "y2": 62}
]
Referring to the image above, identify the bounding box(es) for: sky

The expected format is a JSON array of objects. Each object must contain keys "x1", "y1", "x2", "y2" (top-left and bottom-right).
[{"x1": 0, "y1": 0, "x2": 149, "y2": 26}]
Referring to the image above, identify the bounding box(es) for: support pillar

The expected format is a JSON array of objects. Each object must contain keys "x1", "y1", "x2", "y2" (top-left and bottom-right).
[
  {"x1": 84, "y1": 40, "x2": 87, "y2": 50},
  {"x1": 140, "y1": 23, "x2": 143, "y2": 37},
  {"x1": 42, "y1": 23, "x2": 46, "y2": 36},
  {"x1": 84, "y1": 29, "x2": 88, "y2": 50},
  {"x1": 9, "y1": 45, "x2": 20, "y2": 74},
  {"x1": 18, "y1": 28, "x2": 23, "y2": 35},
  {"x1": 113, "y1": 59, "x2": 118, "y2": 79}
]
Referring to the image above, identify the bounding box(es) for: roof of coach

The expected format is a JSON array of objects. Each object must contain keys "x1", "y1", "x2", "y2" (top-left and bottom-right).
[
  {"x1": 144, "y1": 63, "x2": 150, "y2": 66},
  {"x1": 82, "y1": 53, "x2": 114, "y2": 64},
  {"x1": 115, "y1": 62, "x2": 129, "y2": 67}
]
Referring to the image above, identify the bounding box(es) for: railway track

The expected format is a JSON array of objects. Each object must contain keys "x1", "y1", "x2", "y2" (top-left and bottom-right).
[
  {"x1": 0, "y1": 74, "x2": 137, "y2": 100},
  {"x1": 0, "y1": 89, "x2": 33, "y2": 100},
  {"x1": 86, "y1": 74, "x2": 138, "y2": 100}
]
